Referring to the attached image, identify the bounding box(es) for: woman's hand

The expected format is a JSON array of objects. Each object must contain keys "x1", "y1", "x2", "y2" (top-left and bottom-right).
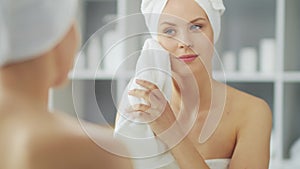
[
  {"x1": 126, "y1": 79, "x2": 177, "y2": 135},
  {"x1": 125, "y1": 79, "x2": 199, "y2": 148},
  {"x1": 126, "y1": 80, "x2": 210, "y2": 169}
]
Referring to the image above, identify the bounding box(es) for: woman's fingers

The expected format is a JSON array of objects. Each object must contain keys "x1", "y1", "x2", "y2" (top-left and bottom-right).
[
  {"x1": 126, "y1": 104, "x2": 161, "y2": 116},
  {"x1": 125, "y1": 104, "x2": 161, "y2": 122},
  {"x1": 128, "y1": 88, "x2": 165, "y2": 109},
  {"x1": 126, "y1": 104, "x2": 151, "y2": 113},
  {"x1": 125, "y1": 104, "x2": 150, "y2": 121},
  {"x1": 131, "y1": 79, "x2": 171, "y2": 108},
  {"x1": 126, "y1": 104, "x2": 162, "y2": 122},
  {"x1": 135, "y1": 79, "x2": 158, "y2": 91},
  {"x1": 125, "y1": 79, "x2": 169, "y2": 123},
  {"x1": 128, "y1": 89, "x2": 150, "y2": 104},
  {"x1": 133, "y1": 79, "x2": 164, "y2": 100}
]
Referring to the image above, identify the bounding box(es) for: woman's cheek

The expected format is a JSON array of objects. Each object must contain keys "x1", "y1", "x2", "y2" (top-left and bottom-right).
[
  {"x1": 195, "y1": 35, "x2": 213, "y2": 52},
  {"x1": 158, "y1": 36, "x2": 178, "y2": 53}
]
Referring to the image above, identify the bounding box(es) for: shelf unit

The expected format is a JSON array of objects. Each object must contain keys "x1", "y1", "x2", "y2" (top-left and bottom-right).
[{"x1": 50, "y1": 0, "x2": 300, "y2": 168}]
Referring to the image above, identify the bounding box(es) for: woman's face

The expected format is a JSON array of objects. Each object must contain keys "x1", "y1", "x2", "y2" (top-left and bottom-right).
[{"x1": 157, "y1": 0, "x2": 214, "y2": 74}]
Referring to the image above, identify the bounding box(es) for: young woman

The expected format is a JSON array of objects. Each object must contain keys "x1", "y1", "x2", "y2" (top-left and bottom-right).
[
  {"x1": 125, "y1": 0, "x2": 272, "y2": 168},
  {"x1": 0, "y1": 1, "x2": 132, "y2": 169}
]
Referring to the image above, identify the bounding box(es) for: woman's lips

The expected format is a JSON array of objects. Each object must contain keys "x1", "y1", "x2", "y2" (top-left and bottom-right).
[{"x1": 178, "y1": 54, "x2": 198, "y2": 63}]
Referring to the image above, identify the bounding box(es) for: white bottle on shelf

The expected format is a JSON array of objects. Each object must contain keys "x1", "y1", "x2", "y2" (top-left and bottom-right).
[
  {"x1": 239, "y1": 47, "x2": 258, "y2": 73},
  {"x1": 74, "y1": 52, "x2": 86, "y2": 70},
  {"x1": 102, "y1": 29, "x2": 124, "y2": 74},
  {"x1": 87, "y1": 37, "x2": 102, "y2": 71},
  {"x1": 222, "y1": 51, "x2": 237, "y2": 72},
  {"x1": 290, "y1": 137, "x2": 300, "y2": 161},
  {"x1": 259, "y1": 38, "x2": 275, "y2": 74}
]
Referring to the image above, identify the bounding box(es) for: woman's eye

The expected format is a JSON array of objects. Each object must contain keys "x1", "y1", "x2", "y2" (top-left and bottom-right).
[
  {"x1": 190, "y1": 24, "x2": 202, "y2": 31},
  {"x1": 164, "y1": 28, "x2": 176, "y2": 36}
]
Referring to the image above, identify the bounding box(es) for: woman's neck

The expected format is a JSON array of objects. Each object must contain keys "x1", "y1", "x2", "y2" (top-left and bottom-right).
[
  {"x1": 0, "y1": 60, "x2": 51, "y2": 113},
  {"x1": 172, "y1": 68, "x2": 213, "y2": 113}
]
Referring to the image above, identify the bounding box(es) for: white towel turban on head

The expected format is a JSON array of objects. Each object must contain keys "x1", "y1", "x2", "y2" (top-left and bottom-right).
[
  {"x1": 141, "y1": 0, "x2": 225, "y2": 43},
  {"x1": 0, "y1": 0, "x2": 78, "y2": 67}
]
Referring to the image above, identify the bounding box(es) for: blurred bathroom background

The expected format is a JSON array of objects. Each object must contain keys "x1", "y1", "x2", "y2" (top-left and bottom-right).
[{"x1": 49, "y1": 0, "x2": 300, "y2": 168}]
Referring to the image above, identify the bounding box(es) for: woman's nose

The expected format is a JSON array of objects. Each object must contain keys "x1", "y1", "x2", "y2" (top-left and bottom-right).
[
  {"x1": 177, "y1": 32, "x2": 193, "y2": 49},
  {"x1": 178, "y1": 42, "x2": 192, "y2": 49}
]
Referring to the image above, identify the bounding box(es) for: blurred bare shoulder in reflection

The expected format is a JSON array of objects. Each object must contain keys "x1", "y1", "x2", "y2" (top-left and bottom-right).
[
  {"x1": 0, "y1": 107, "x2": 131, "y2": 169},
  {"x1": 0, "y1": 0, "x2": 132, "y2": 169}
]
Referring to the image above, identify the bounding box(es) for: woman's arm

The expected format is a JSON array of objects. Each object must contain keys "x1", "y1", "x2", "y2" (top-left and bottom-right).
[
  {"x1": 229, "y1": 99, "x2": 272, "y2": 169},
  {"x1": 171, "y1": 136, "x2": 210, "y2": 169}
]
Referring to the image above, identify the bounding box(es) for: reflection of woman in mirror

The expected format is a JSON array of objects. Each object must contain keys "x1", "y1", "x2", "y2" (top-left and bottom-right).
[
  {"x1": 121, "y1": 0, "x2": 272, "y2": 168},
  {"x1": 0, "y1": 1, "x2": 132, "y2": 169}
]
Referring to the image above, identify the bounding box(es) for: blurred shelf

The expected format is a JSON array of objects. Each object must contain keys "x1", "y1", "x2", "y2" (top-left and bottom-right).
[
  {"x1": 269, "y1": 159, "x2": 300, "y2": 169},
  {"x1": 69, "y1": 70, "x2": 280, "y2": 82},
  {"x1": 213, "y1": 71, "x2": 276, "y2": 82},
  {"x1": 81, "y1": 0, "x2": 115, "y2": 2},
  {"x1": 69, "y1": 69, "x2": 134, "y2": 80},
  {"x1": 281, "y1": 159, "x2": 300, "y2": 169},
  {"x1": 283, "y1": 72, "x2": 300, "y2": 82}
]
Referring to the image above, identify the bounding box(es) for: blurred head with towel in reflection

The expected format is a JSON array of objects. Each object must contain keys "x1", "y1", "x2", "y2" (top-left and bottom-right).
[{"x1": 0, "y1": 0, "x2": 133, "y2": 168}]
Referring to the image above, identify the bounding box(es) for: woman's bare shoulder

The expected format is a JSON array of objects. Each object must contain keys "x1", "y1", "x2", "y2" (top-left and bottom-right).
[
  {"x1": 29, "y1": 113, "x2": 132, "y2": 169},
  {"x1": 226, "y1": 85, "x2": 272, "y2": 128},
  {"x1": 225, "y1": 85, "x2": 272, "y2": 123},
  {"x1": 0, "y1": 111, "x2": 132, "y2": 169},
  {"x1": 226, "y1": 85, "x2": 271, "y2": 111},
  {"x1": 224, "y1": 85, "x2": 272, "y2": 168}
]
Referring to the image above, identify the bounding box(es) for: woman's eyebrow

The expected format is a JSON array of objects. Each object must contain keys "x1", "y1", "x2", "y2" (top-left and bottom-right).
[
  {"x1": 190, "y1": 17, "x2": 206, "y2": 23},
  {"x1": 160, "y1": 17, "x2": 206, "y2": 26},
  {"x1": 160, "y1": 22, "x2": 177, "y2": 26}
]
